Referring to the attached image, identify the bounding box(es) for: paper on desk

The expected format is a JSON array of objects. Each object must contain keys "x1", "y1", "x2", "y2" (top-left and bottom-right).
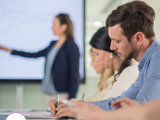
[
  {"x1": 0, "y1": 109, "x2": 33, "y2": 112},
  {"x1": 24, "y1": 112, "x2": 55, "y2": 119},
  {"x1": 0, "y1": 109, "x2": 47, "y2": 112},
  {"x1": 0, "y1": 112, "x2": 56, "y2": 119}
]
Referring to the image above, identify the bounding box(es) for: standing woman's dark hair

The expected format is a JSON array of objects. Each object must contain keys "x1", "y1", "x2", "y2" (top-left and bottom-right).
[
  {"x1": 56, "y1": 13, "x2": 74, "y2": 41},
  {"x1": 90, "y1": 27, "x2": 131, "y2": 82}
]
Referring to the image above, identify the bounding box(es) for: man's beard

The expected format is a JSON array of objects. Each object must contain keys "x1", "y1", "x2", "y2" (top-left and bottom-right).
[
  {"x1": 124, "y1": 47, "x2": 135, "y2": 61},
  {"x1": 114, "y1": 49, "x2": 134, "y2": 61}
]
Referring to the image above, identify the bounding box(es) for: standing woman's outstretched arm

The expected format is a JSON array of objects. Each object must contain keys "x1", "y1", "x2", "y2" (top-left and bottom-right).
[{"x1": 0, "y1": 41, "x2": 54, "y2": 58}]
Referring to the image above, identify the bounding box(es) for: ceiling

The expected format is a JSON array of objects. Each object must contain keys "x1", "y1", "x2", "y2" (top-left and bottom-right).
[{"x1": 85, "y1": 0, "x2": 160, "y2": 38}]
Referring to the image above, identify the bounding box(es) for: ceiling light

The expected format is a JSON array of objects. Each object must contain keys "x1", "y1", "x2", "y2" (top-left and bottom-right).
[{"x1": 94, "y1": 21, "x2": 102, "y2": 27}]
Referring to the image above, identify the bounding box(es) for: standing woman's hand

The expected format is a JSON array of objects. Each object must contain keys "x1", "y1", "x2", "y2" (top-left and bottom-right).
[{"x1": 0, "y1": 45, "x2": 13, "y2": 53}]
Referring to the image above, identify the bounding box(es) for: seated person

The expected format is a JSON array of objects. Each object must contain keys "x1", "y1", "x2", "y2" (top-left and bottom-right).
[{"x1": 85, "y1": 48, "x2": 114, "y2": 101}]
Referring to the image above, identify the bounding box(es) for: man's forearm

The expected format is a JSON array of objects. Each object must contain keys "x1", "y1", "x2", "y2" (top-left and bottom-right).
[{"x1": 89, "y1": 98, "x2": 117, "y2": 111}]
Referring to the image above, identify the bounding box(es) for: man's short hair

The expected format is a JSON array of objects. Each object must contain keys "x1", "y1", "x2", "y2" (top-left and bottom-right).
[{"x1": 106, "y1": 1, "x2": 155, "y2": 41}]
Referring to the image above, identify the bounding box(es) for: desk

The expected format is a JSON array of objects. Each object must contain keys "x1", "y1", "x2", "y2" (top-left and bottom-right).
[
  {"x1": 0, "y1": 115, "x2": 76, "y2": 120},
  {"x1": 0, "y1": 109, "x2": 76, "y2": 120}
]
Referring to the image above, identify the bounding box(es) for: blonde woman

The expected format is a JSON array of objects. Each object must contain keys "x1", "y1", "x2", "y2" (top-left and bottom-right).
[{"x1": 85, "y1": 49, "x2": 114, "y2": 101}]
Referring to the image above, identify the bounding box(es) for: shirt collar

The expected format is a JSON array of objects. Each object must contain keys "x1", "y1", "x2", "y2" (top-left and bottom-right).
[{"x1": 138, "y1": 38, "x2": 160, "y2": 71}]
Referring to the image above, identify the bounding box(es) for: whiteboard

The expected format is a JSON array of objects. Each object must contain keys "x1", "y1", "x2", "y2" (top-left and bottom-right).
[{"x1": 0, "y1": 0, "x2": 84, "y2": 81}]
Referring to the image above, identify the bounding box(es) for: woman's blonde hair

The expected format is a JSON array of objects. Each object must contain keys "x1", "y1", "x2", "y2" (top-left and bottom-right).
[{"x1": 90, "y1": 48, "x2": 114, "y2": 91}]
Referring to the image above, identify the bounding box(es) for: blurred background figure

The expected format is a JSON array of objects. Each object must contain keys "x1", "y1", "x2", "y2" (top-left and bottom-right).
[
  {"x1": 85, "y1": 48, "x2": 114, "y2": 101},
  {"x1": 0, "y1": 13, "x2": 80, "y2": 108}
]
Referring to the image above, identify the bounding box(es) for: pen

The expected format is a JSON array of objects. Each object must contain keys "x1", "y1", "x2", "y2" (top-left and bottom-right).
[
  {"x1": 55, "y1": 94, "x2": 59, "y2": 114},
  {"x1": 81, "y1": 93, "x2": 85, "y2": 101}
]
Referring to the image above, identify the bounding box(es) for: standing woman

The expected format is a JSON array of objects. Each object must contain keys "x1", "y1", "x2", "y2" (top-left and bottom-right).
[{"x1": 0, "y1": 13, "x2": 80, "y2": 107}]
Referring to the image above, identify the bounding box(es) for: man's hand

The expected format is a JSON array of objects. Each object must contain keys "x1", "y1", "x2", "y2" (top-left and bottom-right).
[
  {"x1": 49, "y1": 99, "x2": 68, "y2": 117},
  {"x1": 55, "y1": 106, "x2": 77, "y2": 119},
  {"x1": 68, "y1": 101, "x2": 105, "y2": 120},
  {"x1": 49, "y1": 100, "x2": 57, "y2": 116},
  {"x1": 111, "y1": 98, "x2": 139, "y2": 110}
]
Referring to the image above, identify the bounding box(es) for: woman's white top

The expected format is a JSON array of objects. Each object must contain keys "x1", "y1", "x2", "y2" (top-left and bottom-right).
[{"x1": 103, "y1": 62, "x2": 139, "y2": 100}]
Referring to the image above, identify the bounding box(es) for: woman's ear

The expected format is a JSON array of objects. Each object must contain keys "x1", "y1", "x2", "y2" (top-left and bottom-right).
[
  {"x1": 62, "y1": 24, "x2": 67, "y2": 32},
  {"x1": 109, "y1": 53, "x2": 113, "y2": 59}
]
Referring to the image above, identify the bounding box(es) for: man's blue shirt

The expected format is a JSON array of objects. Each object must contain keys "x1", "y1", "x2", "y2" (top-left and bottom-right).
[{"x1": 90, "y1": 38, "x2": 160, "y2": 110}]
